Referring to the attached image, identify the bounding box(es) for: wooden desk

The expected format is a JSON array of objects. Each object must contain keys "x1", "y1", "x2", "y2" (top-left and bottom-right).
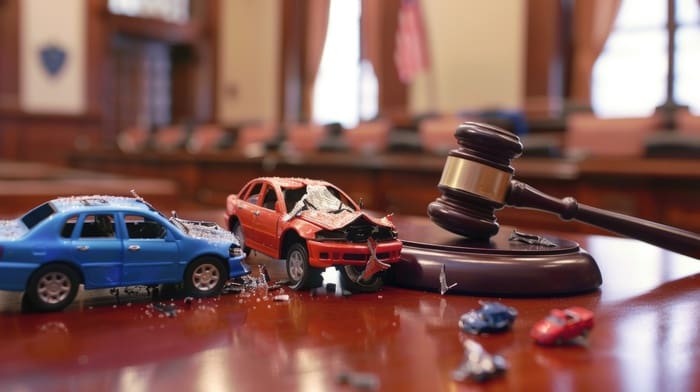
[{"x1": 0, "y1": 214, "x2": 698, "y2": 391}]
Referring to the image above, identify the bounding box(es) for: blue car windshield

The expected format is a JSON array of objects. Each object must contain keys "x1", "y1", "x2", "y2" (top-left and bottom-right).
[{"x1": 21, "y1": 202, "x2": 57, "y2": 230}]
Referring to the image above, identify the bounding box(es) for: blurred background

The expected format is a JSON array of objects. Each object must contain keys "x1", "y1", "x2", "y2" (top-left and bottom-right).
[{"x1": 0, "y1": 0, "x2": 698, "y2": 235}]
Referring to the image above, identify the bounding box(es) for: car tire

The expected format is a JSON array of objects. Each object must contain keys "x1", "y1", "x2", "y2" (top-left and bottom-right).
[
  {"x1": 230, "y1": 220, "x2": 249, "y2": 254},
  {"x1": 286, "y1": 242, "x2": 323, "y2": 290},
  {"x1": 339, "y1": 265, "x2": 384, "y2": 293},
  {"x1": 24, "y1": 264, "x2": 80, "y2": 312},
  {"x1": 184, "y1": 257, "x2": 227, "y2": 297}
]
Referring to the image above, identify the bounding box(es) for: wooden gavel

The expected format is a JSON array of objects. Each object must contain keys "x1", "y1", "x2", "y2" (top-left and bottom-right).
[{"x1": 427, "y1": 122, "x2": 700, "y2": 259}]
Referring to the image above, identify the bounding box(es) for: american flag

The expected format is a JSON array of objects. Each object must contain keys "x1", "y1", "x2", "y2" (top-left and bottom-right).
[{"x1": 394, "y1": 0, "x2": 430, "y2": 83}]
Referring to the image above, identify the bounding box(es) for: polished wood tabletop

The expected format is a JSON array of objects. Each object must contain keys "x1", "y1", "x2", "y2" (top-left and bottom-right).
[{"x1": 0, "y1": 212, "x2": 699, "y2": 391}]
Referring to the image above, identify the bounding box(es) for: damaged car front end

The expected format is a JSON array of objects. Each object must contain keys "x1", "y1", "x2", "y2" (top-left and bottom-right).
[
  {"x1": 226, "y1": 178, "x2": 403, "y2": 292},
  {"x1": 283, "y1": 184, "x2": 402, "y2": 292}
]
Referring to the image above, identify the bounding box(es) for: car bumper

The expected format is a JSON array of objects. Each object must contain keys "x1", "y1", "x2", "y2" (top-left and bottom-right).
[
  {"x1": 227, "y1": 254, "x2": 250, "y2": 278},
  {"x1": 306, "y1": 240, "x2": 403, "y2": 269}
]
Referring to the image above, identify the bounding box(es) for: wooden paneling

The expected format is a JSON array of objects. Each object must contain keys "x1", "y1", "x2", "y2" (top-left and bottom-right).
[
  {"x1": 660, "y1": 182, "x2": 700, "y2": 232},
  {"x1": 279, "y1": 0, "x2": 305, "y2": 122},
  {"x1": 0, "y1": 111, "x2": 102, "y2": 163},
  {"x1": 361, "y1": 0, "x2": 407, "y2": 122},
  {"x1": 0, "y1": 0, "x2": 219, "y2": 156},
  {"x1": 0, "y1": 0, "x2": 19, "y2": 110},
  {"x1": 578, "y1": 158, "x2": 700, "y2": 233},
  {"x1": 524, "y1": 0, "x2": 569, "y2": 118}
]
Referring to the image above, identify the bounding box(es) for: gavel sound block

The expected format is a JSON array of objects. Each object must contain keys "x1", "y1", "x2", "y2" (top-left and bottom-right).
[
  {"x1": 390, "y1": 122, "x2": 700, "y2": 296},
  {"x1": 389, "y1": 215, "x2": 602, "y2": 296}
]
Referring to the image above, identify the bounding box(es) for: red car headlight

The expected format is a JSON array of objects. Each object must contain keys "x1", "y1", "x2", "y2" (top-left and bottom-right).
[{"x1": 315, "y1": 230, "x2": 347, "y2": 241}]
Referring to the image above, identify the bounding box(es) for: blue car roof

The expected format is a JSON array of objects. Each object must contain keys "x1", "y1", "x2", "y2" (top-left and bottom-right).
[{"x1": 49, "y1": 196, "x2": 152, "y2": 213}]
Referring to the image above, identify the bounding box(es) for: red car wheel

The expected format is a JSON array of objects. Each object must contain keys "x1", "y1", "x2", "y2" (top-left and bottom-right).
[{"x1": 286, "y1": 242, "x2": 323, "y2": 290}]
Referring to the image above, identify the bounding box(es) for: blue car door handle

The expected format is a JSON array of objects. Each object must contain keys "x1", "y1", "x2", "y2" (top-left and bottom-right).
[
  {"x1": 76, "y1": 245, "x2": 89, "y2": 251},
  {"x1": 128, "y1": 245, "x2": 141, "y2": 251}
]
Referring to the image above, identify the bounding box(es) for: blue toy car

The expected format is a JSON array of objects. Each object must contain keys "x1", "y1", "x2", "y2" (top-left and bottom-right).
[
  {"x1": 458, "y1": 301, "x2": 518, "y2": 334},
  {"x1": 0, "y1": 194, "x2": 249, "y2": 312}
]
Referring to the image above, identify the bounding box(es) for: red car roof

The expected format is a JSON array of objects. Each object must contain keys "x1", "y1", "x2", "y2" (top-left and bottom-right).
[{"x1": 258, "y1": 177, "x2": 334, "y2": 189}]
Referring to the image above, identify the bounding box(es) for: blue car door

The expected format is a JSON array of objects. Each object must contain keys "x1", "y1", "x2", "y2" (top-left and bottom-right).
[
  {"x1": 120, "y1": 213, "x2": 180, "y2": 285},
  {"x1": 72, "y1": 213, "x2": 124, "y2": 288}
]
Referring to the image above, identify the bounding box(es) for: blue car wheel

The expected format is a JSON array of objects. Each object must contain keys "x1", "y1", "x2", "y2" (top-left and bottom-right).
[
  {"x1": 25, "y1": 264, "x2": 80, "y2": 312},
  {"x1": 184, "y1": 257, "x2": 226, "y2": 297}
]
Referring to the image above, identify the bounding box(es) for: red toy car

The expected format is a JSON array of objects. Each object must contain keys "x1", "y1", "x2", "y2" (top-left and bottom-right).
[
  {"x1": 530, "y1": 306, "x2": 594, "y2": 345},
  {"x1": 226, "y1": 177, "x2": 403, "y2": 292}
]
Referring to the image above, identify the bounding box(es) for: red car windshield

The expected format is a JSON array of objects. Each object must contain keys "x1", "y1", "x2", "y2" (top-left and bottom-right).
[
  {"x1": 545, "y1": 315, "x2": 566, "y2": 326},
  {"x1": 284, "y1": 185, "x2": 355, "y2": 219}
]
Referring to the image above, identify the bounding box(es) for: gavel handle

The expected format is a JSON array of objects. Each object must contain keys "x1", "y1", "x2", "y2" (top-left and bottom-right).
[{"x1": 507, "y1": 180, "x2": 700, "y2": 259}]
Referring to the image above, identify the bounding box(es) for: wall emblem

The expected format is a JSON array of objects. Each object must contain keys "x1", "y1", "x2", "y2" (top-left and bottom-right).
[{"x1": 39, "y1": 44, "x2": 67, "y2": 76}]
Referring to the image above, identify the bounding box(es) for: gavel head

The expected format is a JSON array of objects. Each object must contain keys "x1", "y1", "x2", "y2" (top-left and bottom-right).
[{"x1": 427, "y1": 122, "x2": 523, "y2": 240}]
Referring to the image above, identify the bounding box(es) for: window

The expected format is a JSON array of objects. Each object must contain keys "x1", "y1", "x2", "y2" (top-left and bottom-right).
[
  {"x1": 262, "y1": 189, "x2": 278, "y2": 210},
  {"x1": 674, "y1": 0, "x2": 700, "y2": 113},
  {"x1": 592, "y1": 0, "x2": 700, "y2": 117},
  {"x1": 102, "y1": 1, "x2": 215, "y2": 140},
  {"x1": 113, "y1": 38, "x2": 172, "y2": 131},
  {"x1": 21, "y1": 202, "x2": 56, "y2": 230},
  {"x1": 312, "y1": 0, "x2": 378, "y2": 128},
  {"x1": 108, "y1": 0, "x2": 190, "y2": 23},
  {"x1": 284, "y1": 187, "x2": 306, "y2": 212},
  {"x1": 81, "y1": 215, "x2": 116, "y2": 238},
  {"x1": 61, "y1": 216, "x2": 79, "y2": 238},
  {"x1": 125, "y1": 215, "x2": 167, "y2": 239},
  {"x1": 246, "y1": 183, "x2": 263, "y2": 205}
]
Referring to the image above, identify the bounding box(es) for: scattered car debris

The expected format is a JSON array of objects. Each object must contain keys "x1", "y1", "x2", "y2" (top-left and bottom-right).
[
  {"x1": 358, "y1": 238, "x2": 391, "y2": 283},
  {"x1": 267, "y1": 283, "x2": 284, "y2": 292},
  {"x1": 273, "y1": 294, "x2": 290, "y2": 302},
  {"x1": 452, "y1": 339, "x2": 507, "y2": 383},
  {"x1": 259, "y1": 265, "x2": 272, "y2": 283},
  {"x1": 310, "y1": 283, "x2": 351, "y2": 297},
  {"x1": 336, "y1": 370, "x2": 380, "y2": 391},
  {"x1": 439, "y1": 264, "x2": 457, "y2": 295},
  {"x1": 243, "y1": 273, "x2": 268, "y2": 290},
  {"x1": 109, "y1": 288, "x2": 121, "y2": 305},
  {"x1": 152, "y1": 302, "x2": 177, "y2": 318},
  {"x1": 458, "y1": 301, "x2": 518, "y2": 335},
  {"x1": 220, "y1": 269, "x2": 288, "y2": 296},
  {"x1": 222, "y1": 281, "x2": 245, "y2": 294},
  {"x1": 508, "y1": 230, "x2": 557, "y2": 247},
  {"x1": 108, "y1": 285, "x2": 161, "y2": 306},
  {"x1": 530, "y1": 306, "x2": 594, "y2": 345}
]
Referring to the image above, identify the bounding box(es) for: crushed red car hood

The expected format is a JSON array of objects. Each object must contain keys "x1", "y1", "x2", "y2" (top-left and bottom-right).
[{"x1": 296, "y1": 210, "x2": 393, "y2": 230}]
